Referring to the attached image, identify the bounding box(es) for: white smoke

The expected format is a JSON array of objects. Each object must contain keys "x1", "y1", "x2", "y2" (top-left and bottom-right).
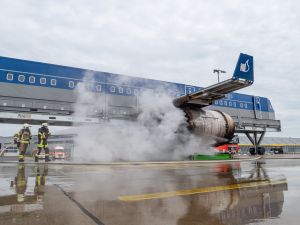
[{"x1": 73, "y1": 73, "x2": 213, "y2": 162}]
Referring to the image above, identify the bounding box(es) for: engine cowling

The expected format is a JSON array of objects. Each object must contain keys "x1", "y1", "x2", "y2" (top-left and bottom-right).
[{"x1": 185, "y1": 109, "x2": 235, "y2": 144}]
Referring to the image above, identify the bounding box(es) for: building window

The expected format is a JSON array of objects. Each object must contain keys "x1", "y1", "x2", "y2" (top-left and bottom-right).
[
  {"x1": 240, "y1": 103, "x2": 244, "y2": 108},
  {"x1": 233, "y1": 102, "x2": 236, "y2": 107},
  {"x1": 40, "y1": 77, "x2": 46, "y2": 85},
  {"x1": 229, "y1": 101, "x2": 232, "y2": 107},
  {"x1": 134, "y1": 89, "x2": 139, "y2": 96},
  {"x1": 51, "y1": 79, "x2": 57, "y2": 86},
  {"x1": 18, "y1": 75, "x2": 25, "y2": 82},
  {"x1": 118, "y1": 87, "x2": 124, "y2": 94},
  {"x1": 224, "y1": 101, "x2": 227, "y2": 106},
  {"x1": 29, "y1": 76, "x2": 35, "y2": 83},
  {"x1": 219, "y1": 100, "x2": 223, "y2": 106},
  {"x1": 110, "y1": 86, "x2": 116, "y2": 93},
  {"x1": 96, "y1": 85, "x2": 101, "y2": 92},
  {"x1": 126, "y1": 88, "x2": 131, "y2": 95},
  {"x1": 6, "y1": 73, "x2": 13, "y2": 81},
  {"x1": 214, "y1": 100, "x2": 218, "y2": 105},
  {"x1": 69, "y1": 81, "x2": 75, "y2": 88}
]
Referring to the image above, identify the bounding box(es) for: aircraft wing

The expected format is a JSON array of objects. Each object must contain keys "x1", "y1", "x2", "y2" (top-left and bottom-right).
[{"x1": 173, "y1": 53, "x2": 254, "y2": 108}]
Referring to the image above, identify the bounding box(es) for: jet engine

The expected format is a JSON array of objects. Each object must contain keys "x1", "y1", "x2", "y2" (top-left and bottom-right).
[{"x1": 185, "y1": 109, "x2": 235, "y2": 144}]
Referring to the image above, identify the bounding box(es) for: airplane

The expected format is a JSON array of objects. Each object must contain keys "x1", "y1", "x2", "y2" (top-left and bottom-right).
[{"x1": 0, "y1": 54, "x2": 281, "y2": 154}]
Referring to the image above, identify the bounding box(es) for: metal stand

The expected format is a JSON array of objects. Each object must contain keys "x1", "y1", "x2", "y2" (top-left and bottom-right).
[{"x1": 245, "y1": 131, "x2": 266, "y2": 155}]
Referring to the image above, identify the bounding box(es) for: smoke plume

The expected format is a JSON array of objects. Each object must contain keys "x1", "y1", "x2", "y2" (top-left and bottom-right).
[{"x1": 73, "y1": 73, "x2": 212, "y2": 162}]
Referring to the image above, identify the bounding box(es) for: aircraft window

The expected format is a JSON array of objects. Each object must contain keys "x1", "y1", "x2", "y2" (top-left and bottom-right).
[
  {"x1": 18, "y1": 75, "x2": 25, "y2": 82},
  {"x1": 40, "y1": 77, "x2": 46, "y2": 85},
  {"x1": 29, "y1": 76, "x2": 35, "y2": 83},
  {"x1": 186, "y1": 86, "x2": 195, "y2": 94},
  {"x1": 77, "y1": 82, "x2": 84, "y2": 89},
  {"x1": 69, "y1": 81, "x2": 75, "y2": 88},
  {"x1": 126, "y1": 88, "x2": 131, "y2": 95},
  {"x1": 96, "y1": 85, "x2": 101, "y2": 92},
  {"x1": 110, "y1": 86, "x2": 116, "y2": 92},
  {"x1": 6, "y1": 73, "x2": 13, "y2": 81},
  {"x1": 118, "y1": 87, "x2": 124, "y2": 93},
  {"x1": 51, "y1": 79, "x2": 57, "y2": 86}
]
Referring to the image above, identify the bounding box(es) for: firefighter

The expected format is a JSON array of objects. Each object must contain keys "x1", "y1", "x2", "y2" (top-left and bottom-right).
[
  {"x1": 17, "y1": 123, "x2": 32, "y2": 162},
  {"x1": 35, "y1": 123, "x2": 51, "y2": 162}
]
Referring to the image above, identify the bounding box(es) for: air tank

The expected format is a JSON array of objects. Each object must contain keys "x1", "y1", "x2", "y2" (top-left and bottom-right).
[{"x1": 186, "y1": 109, "x2": 235, "y2": 141}]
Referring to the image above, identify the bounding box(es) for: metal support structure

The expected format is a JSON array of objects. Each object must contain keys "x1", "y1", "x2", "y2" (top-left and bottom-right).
[{"x1": 245, "y1": 131, "x2": 266, "y2": 154}]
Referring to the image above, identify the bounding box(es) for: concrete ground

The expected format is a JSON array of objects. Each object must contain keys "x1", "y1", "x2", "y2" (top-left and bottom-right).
[{"x1": 0, "y1": 157, "x2": 299, "y2": 225}]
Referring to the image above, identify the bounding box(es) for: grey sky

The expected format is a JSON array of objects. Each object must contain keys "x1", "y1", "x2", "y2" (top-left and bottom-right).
[{"x1": 0, "y1": 0, "x2": 299, "y2": 137}]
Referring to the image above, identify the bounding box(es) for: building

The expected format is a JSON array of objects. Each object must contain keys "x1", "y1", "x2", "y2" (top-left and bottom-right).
[{"x1": 239, "y1": 136, "x2": 300, "y2": 153}]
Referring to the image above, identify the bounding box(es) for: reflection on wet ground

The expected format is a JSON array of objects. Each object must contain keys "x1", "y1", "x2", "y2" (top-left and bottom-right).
[{"x1": 0, "y1": 159, "x2": 299, "y2": 225}]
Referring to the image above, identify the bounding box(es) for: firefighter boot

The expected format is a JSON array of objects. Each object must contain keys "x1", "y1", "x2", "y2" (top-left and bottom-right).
[
  {"x1": 18, "y1": 156, "x2": 24, "y2": 162},
  {"x1": 45, "y1": 155, "x2": 51, "y2": 162}
]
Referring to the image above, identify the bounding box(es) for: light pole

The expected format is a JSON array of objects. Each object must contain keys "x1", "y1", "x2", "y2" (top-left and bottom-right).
[{"x1": 213, "y1": 69, "x2": 226, "y2": 83}]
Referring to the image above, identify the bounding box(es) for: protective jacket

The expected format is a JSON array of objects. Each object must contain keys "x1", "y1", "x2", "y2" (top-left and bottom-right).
[
  {"x1": 18, "y1": 128, "x2": 32, "y2": 144},
  {"x1": 37, "y1": 127, "x2": 51, "y2": 148}
]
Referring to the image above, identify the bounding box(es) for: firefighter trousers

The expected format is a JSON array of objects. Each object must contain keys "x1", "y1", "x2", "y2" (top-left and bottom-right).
[{"x1": 35, "y1": 146, "x2": 50, "y2": 162}]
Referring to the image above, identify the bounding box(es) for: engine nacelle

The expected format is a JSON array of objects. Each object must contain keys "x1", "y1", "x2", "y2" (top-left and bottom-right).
[{"x1": 185, "y1": 109, "x2": 235, "y2": 143}]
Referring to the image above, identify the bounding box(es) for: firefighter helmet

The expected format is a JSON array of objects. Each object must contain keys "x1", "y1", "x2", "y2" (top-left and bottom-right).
[{"x1": 23, "y1": 123, "x2": 30, "y2": 128}]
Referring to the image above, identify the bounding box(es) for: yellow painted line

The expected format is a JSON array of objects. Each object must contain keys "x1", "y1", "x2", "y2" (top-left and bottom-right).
[{"x1": 118, "y1": 179, "x2": 287, "y2": 202}]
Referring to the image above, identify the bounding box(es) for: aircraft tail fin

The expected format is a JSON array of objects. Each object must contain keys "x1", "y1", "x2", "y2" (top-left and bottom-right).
[
  {"x1": 173, "y1": 53, "x2": 254, "y2": 108},
  {"x1": 232, "y1": 53, "x2": 254, "y2": 83}
]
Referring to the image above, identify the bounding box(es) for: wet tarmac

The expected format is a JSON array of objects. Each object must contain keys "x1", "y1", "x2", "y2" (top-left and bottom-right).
[{"x1": 0, "y1": 158, "x2": 299, "y2": 225}]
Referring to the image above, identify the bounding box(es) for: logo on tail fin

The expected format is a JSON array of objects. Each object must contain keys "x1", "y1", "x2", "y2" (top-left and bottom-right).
[{"x1": 240, "y1": 59, "x2": 250, "y2": 73}]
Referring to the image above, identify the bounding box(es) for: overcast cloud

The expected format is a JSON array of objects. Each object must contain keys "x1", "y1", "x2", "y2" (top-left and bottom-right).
[{"x1": 0, "y1": 0, "x2": 299, "y2": 137}]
